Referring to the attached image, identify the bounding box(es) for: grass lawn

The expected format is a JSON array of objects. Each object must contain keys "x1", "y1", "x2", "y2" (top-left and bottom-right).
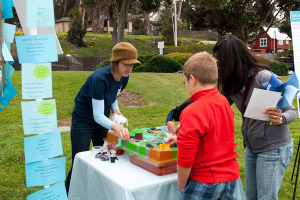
[
  {"x1": 55, "y1": 32, "x2": 205, "y2": 57},
  {"x1": 0, "y1": 71, "x2": 299, "y2": 199}
]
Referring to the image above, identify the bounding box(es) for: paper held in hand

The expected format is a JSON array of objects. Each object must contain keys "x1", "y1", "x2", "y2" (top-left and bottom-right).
[{"x1": 244, "y1": 88, "x2": 281, "y2": 121}]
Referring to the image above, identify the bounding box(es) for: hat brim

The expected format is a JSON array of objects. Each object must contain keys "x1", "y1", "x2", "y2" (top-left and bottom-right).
[{"x1": 120, "y1": 59, "x2": 141, "y2": 66}]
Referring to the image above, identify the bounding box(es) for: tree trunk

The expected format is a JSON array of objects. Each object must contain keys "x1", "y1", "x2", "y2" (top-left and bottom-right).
[
  {"x1": 177, "y1": 0, "x2": 183, "y2": 22},
  {"x1": 112, "y1": 21, "x2": 118, "y2": 45},
  {"x1": 143, "y1": 12, "x2": 151, "y2": 36},
  {"x1": 107, "y1": 0, "x2": 132, "y2": 45},
  {"x1": 79, "y1": 0, "x2": 85, "y2": 30},
  {"x1": 117, "y1": 21, "x2": 125, "y2": 44},
  {"x1": 187, "y1": 21, "x2": 191, "y2": 31},
  {"x1": 107, "y1": 0, "x2": 117, "y2": 45},
  {"x1": 82, "y1": 7, "x2": 85, "y2": 30},
  {"x1": 63, "y1": 0, "x2": 68, "y2": 17},
  {"x1": 90, "y1": 0, "x2": 106, "y2": 33}
]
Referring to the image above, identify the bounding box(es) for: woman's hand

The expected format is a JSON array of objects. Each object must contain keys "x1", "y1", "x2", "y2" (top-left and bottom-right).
[
  {"x1": 113, "y1": 109, "x2": 121, "y2": 115},
  {"x1": 264, "y1": 107, "x2": 283, "y2": 125},
  {"x1": 113, "y1": 124, "x2": 130, "y2": 141}
]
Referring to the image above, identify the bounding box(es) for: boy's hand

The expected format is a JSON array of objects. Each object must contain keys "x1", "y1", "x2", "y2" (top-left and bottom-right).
[
  {"x1": 167, "y1": 135, "x2": 177, "y2": 147},
  {"x1": 167, "y1": 121, "x2": 179, "y2": 135},
  {"x1": 174, "y1": 125, "x2": 180, "y2": 135}
]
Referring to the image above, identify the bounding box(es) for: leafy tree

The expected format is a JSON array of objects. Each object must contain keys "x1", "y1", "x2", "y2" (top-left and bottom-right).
[
  {"x1": 181, "y1": 0, "x2": 210, "y2": 31},
  {"x1": 138, "y1": 0, "x2": 172, "y2": 36},
  {"x1": 197, "y1": 0, "x2": 299, "y2": 43},
  {"x1": 103, "y1": 0, "x2": 173, "y2": 44},
  {"x1": 67, "y1": 7, "x2": 86, "y2": 46},
  {"x1": 87, "y1": 0, "x2": 106, "y2": 33},
  {"x1": 278, "y1": 19, "x2": 292, "y2": 39},
  {"x1": 278, "y1": 2, "x2": 300, "y2": 39},
  {"x1": 103, "y1": 0, "x2": 133, "y2": 45},
  {"x1": 54, "y1": 0, "x2": 78, "y2": 19},
  {"x1": 132, "y1": 17, "x2": 144, "y2": 35},
  {"x1": 160, "y1": 7, "x2": 174, "y2": 45},
  {"x1": 139, "y1": 0, "x2": 161, "y2": 36}
]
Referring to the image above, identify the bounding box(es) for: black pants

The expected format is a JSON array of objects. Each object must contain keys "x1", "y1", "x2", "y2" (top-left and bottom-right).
[{"x1": 65, "y1": 119, "x2": 108, "y2": 194}]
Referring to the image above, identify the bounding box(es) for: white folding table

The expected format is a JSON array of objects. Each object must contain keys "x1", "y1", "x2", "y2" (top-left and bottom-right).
[{"x1": 68, "y1": 151, "x2": 179, "y2": 200}]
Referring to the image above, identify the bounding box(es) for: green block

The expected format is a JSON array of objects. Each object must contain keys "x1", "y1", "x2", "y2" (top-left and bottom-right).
[
  {"x1": 118, "y1": 140, "x2": 126, "y2": 148},
  {"x1": 126, "y1": 142, "x2": 137, "y2": 154},
  {"x1": 130, "y1": 128, "x2": 148, "y2": 134},
  {"x1": 136, "y1": 146, "x2": 146, "y2": 158},
  {"x1": 173, "y1": 149, "x2": 178, "y2": 160}
]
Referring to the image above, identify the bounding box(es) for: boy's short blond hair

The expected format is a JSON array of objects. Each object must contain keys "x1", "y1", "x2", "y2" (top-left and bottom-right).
[{"x1": 183, "y1": 52, "x2": 218, "y2": 84}]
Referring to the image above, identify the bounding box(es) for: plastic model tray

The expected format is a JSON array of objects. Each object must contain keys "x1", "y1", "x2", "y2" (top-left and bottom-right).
[
  {"x1": 128, "y1": 154, "x2": 177, "y2": 176},
  {"x1": 104, "y1": 126, "x2": 178, "y2": 175}
]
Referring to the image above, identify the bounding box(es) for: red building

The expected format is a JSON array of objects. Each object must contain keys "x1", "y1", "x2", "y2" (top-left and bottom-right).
[{"x1": 252, "y1": 27, "x2": 291, "y2": 53}]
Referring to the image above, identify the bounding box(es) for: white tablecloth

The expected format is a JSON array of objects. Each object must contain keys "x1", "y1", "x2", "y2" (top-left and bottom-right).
[{"x1": 68, "y1": 151, "x2": 179, "y2": 200}]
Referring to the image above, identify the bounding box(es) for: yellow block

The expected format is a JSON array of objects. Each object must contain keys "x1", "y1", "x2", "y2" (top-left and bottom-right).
[{"x1": 159, "y1": 143, "x2": 170, "y2": 150}]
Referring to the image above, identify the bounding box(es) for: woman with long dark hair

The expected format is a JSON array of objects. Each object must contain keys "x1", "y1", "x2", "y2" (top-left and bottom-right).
[{"x1": 213, "y1": 35, "x2": 296, "y2": 200}]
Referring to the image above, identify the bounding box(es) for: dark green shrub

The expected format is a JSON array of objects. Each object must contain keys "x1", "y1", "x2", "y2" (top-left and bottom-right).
[
  {"x1": 67, "y1": 8, "x2": 86, "y2": 47},
  {"x1": 270, "y1": 62, "x2": 288, "y2": 76},
  {"x1": 94, "y1": 54, "x2": 156, "y2": 71},
  {"x1": 94, "y1": 58, "x2": 111, "y2": 70},
  {"x1": 274, "y1": 50, "x2": 290, "y2": 60},
  {"x1": 136, "y1": 54, "x2": 156, "y2": 66},
  {"x1": 164, "y1": 43, "x2": 214, "y2": 54},
  {"x1": 161, "y1": 12, "x2": 174, "y2": 45},
  {"x1": 132, "y1": 17, "x2": 144, "y2": 35},
  {"x1": 255, "y1": 56, "x2": 272, "y2": 67},
  {"x1": 134, "y1": 55, "x2": 182, "y2": 73},
  {"x1": 165, "y1": 52, "x2": 194, "y2": 65}
]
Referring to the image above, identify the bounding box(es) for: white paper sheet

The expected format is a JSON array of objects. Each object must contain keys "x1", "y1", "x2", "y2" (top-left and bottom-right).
[{"x1": 244, "y1": 88, "x2": 281, "y2": 121}]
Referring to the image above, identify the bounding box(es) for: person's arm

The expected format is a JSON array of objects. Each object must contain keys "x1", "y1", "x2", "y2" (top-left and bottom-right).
[
  {"x1": 166, "y1": 109, "x2": 175, "y2": 124},
  {"x1": 92, "y1": 98, "x2": 113, "y2": 129},
  {"x1": 166, "y1": 100, "x2": 193, "y2": 135},
  {"x1": 177, "y1": 165, "x2": 192, "y2": 192},
  {"x1": 92, "y1": 99, "x2": 130, "y2": 141},
  {"x1": 111, "y1": 99, "x2": 121, "y2": 114},
  {"x1": 176, "y1": 107, "x2": 201, "y2": 191},
  {"x1": 282, "y1": 105, "x2": 297, "y2": 124},
  {"x1": 264, "y1": 104, "x2": 297, "y2": 125},
  {"x1": 172, "y1": 100, "x2": 193, "y2": 121},
  {"x1": 167, "y1": 121, "x2": 178, "y2": 135}
]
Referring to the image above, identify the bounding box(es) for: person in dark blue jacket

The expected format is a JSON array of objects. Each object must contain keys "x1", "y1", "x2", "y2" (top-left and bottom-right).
[
  {"x1": 166, "y1": 99, "x2": 193, "y2": 135},
  {"x1": 65, "y1": 42, "x2": 141, "y2": 193}
]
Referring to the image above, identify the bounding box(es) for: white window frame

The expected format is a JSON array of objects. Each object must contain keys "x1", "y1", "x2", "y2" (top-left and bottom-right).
[
  {"x1": 278, "y1": 40, "x2": 283, "y2": 45},
  {"x1": 286, "y1": 40, "x2": 289, "y2": 45},
  {"x1": 260, "y1": 38, "x2": 267, "y2": 47}
]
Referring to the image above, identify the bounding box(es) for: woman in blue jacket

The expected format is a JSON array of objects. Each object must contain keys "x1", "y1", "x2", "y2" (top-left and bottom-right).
[{"x1": 65, "y1": 42, "x2": 141, "y2": 193}]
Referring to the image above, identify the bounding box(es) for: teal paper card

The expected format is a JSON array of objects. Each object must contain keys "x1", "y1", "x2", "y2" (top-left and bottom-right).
[
  {"x1": 21, "y1": 99, "x2": 57, "y2": 135},
  {"x1": 24, "y1": 130, "x2": 63, "y2": 164},
  {"x1": 22, "y1": 63, "x2": 52, "y2": 99}
]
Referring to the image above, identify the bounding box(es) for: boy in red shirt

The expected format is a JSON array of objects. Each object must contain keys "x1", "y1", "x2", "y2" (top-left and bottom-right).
[{"x1": 168, "y1": 52, "x2": 240, "y2": 199}]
